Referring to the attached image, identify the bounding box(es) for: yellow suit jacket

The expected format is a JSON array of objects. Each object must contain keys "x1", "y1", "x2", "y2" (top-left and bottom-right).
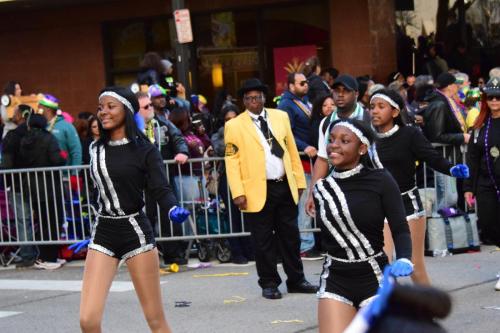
[{"x1": 224, "y1": 108, "x2": 306, "y2": 213}]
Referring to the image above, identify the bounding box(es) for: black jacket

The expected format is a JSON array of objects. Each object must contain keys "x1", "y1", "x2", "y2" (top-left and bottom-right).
[
  {"x1": 153, "y1": 116, "x2": 189, "y2": 160},
  {"x1": 19, "y1": 128, "x2": 65, "y2": 202},
  {"x1": 1, "y1": 123, "x2": 29, "y2": 191},
  {"x1": 422, "y1": 91, "x2": 465, "y2": 146},
  {"x1": 1, "y1": 123, "x2": 28, "y2": 169}
]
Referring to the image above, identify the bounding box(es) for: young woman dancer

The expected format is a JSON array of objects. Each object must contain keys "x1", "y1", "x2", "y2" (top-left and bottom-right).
[
  {"x1": 463, "y1": 77, "x2": 500, "y2": 290},
  {"x1": 313, "y1": 118, "x2": 414, "y2": 333},
  {"x1": 369, "y1": 89, "x2": 469, "y2": 286},
  {"x1": 79, "y1": 86, "x2": 189, "y2": 333}
]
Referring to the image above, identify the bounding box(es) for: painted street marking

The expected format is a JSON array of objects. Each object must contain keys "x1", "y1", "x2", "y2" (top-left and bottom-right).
[
  {"x1": 192, "y1": 272, "x2": 249, "y2": 278},
  {"x1": 0, "y1": 280, "x2": 166, "y2": 292},
  {"x1": 0, "y1": 311, "x2": 22, "y2": 319}
]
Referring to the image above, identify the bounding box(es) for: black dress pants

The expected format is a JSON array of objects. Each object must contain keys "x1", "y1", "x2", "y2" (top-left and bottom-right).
[
  {"x1": 245, "y1": 180, "x2": 304, "y2": 289},
  {"x1": 476, "y1": 178, "x2": 500, "y2": 246}
]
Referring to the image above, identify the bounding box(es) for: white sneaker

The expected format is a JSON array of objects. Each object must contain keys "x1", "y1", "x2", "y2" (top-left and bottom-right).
[
  {"x1": 495, "y1": 277, "x2": 500, "y2": 291},
  {"x1": 56, "y1": 258, "x2": 67, "y2": 265},
  {"x1": 34, "y1": 260, "x2": 62, "y2": 270}
]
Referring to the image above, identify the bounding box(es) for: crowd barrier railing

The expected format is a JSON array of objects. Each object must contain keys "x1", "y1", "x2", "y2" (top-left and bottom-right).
[{"x1": 0, "y1": 144, "x2": 467, "y2": 248}]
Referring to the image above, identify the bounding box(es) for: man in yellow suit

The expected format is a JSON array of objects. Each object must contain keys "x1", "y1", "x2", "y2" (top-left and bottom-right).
[{"x1": 224, "y1": 78, "x2": 318, "y2": 299}]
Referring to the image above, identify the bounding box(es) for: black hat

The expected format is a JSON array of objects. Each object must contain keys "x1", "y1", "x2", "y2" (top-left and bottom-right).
[
  {"x1": 435, "y1": 73, "x2": 457, "y2": 89},
  {"x1": 332, "y1": 74, "x2": 359, "y2": 91},
  {"x1": 237, "y1": 78, "x2": 268, "y2": 98},
  {"x1": 482, "y1": 76, "x2": 500, "y2": 97}
]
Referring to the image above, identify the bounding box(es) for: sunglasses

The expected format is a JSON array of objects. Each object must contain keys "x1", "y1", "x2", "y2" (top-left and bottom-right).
[
  {"x1": 244, "y1": 95, "x2": 263, "y2": 102},
  {"x1": 487, "y1": 95, "x2": 499, "y2": 101},
  {"x1": 299, "y1": 80, "x2": 308, "y2": 87},
  {"x1": 141, "y1": 103, "x2": 153, "y2": 109}
]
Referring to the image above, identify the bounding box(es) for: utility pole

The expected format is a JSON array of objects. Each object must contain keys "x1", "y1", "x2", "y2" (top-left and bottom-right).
[{"x1": 171, "y1": 0, "x2": 191, "y2": 92}]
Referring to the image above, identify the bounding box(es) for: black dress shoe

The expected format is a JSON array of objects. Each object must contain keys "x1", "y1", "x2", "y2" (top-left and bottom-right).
[
  {"x1": 262, "y1": 287, "x2": 282, "y2": 299},
  {"x1": 287, "y1": 280, "x2": 318, "y2": 294}
]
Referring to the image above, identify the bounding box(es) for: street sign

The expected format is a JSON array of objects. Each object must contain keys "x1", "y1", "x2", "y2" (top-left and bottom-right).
[{"x1": 174, "y1": 9, "x2": 193, "y2": 44}]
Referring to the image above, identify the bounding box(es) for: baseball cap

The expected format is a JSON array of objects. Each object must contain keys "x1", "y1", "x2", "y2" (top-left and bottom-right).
[{"x1": 332, "y1": 75, "x2": 359, "y2": 91}]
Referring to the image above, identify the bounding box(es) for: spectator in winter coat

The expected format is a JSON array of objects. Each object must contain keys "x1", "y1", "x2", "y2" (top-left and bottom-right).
[
  {"x1": 39, "y1": 94, "x2": 82, "y2": 166},
  {"x1": 1, "y1": 104, "x2": 37, "y2": 266},
  {"x1": 19, "y1": 114, "x2": 66, "y2": 270}
]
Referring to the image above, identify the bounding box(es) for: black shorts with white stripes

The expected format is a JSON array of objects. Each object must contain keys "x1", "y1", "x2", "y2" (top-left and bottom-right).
[
  {"x1": 88, "y1": 212, "x2": 156, "y2": 260},
  {"x1": 317, "y1": 253, "x2": 389, "y2": 309}
]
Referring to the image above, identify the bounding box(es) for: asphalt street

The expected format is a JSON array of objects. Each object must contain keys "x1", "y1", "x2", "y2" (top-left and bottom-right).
[{"x1": 1, "y1": 246, "x2": 500, "y2": 333}]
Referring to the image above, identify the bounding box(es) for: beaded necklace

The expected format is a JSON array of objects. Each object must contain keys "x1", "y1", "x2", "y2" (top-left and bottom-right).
[{"x1": 484, "y1": 116, "x2": 500, "y2": 202}]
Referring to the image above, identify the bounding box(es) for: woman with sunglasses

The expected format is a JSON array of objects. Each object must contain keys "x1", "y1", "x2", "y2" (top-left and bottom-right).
[
  {"x1": 369, "y1": 89, "x2": 469, "y2": 286},
  {"x1": 463, "y1": 77, "x2": 500, "y2": 291}
]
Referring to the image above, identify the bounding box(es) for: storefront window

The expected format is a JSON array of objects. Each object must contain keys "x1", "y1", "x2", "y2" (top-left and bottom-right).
[{"x1": 103, "y1": 17, "x2": 173, "y2": 86}]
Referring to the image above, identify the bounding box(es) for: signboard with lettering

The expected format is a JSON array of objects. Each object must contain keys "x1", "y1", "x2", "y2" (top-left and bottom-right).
[{"x1": 174, "y1": 9, "x2": 193, "y2": 44}]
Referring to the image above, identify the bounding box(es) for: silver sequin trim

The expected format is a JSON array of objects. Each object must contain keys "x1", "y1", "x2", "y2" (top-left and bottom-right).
[
  {"x1": 88, "y1": 243, "x2": 115, "y2": 257},
  {"x1": 91, "y1": 144, "x2": 112, "y2": 214},
  {"x1": 99, "y1": 91, "x2": 134, "y2": 115},
  {"x1": 314, "y1": 186, "x2": 355, "y2": 260},
  {"x1": 98, "y1": 145, "x2": 125, "y2": 216},
  {"x1": 326, "y1": 251, "x2": 383, "y2": 263},
  {"x1": 317, "y1": 180, "x2": 367, "y2": 259},
  {"x1": 406, "y1": 210, "x2": 426, "y2": 221},
  {"x1": 359, "y1": 295, "x2": 378, "y2": 308},
  {"x1": 331, "y1": 164, "x2": 363, "y2": 179},
  {"x1": 97, "y1": 212, "x2": 139, "y2": 220},
  {"x1": 376, "y1": 124, "x2": 400, "y2": 138},
  {"x1": 318, "y1": 256, "x2": 332, "y2": 296},
  {"x1": 368, "y1": 258, "x2": 383, "y2": 285},
  {"x1": 108, "y1": 138, "x2": 130, "y2": 146},
  {"x1": 89, "y1": 144, "x2": 103, "y2": 213},
  {"x1": 370, "y1": 144, "x2": 384, "y2": 169},
  {"x1": 326, "y1": 177, "x2": 375, "y2": 256},
  {"x1": 129, "y1": 216, "x2": 146, "y2": 246},
  {"x1": 370, "y1": 94, "x2": 401, "y2": 111},
  {"x1": 333, "y1": 122, "x2": 370, "y2": 147},
  {"x1": 122, "y1": 244, "x2": 155, "y2": 261},
  {"x1": 407, "y1": 188, "x2": 420, "y2": 214},
  {"x1": 89, "y1": 215, "x2": 100, "y2": 243},
  {"x1": 317, "y1": 291, "x2": 354, "y2": 306}
]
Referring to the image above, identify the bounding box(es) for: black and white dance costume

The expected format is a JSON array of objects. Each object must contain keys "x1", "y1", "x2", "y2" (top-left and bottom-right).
[
  {"x1": 88, "y1": 138, "x2": 178, "y2": 260},
  {"x1": 313, "y1": 166, "x2": 412, "y2": 308},
  {"x1": 464, "y1": 117, "x2": 500, "y2": 245},
  {"x1": 371, "y1": 125, "x2": 453, "y2": 220}
]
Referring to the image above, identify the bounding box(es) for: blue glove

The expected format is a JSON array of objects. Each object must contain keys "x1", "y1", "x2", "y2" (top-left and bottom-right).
[
  {"x1": 169, "y1": 206, "x2": 190, "y2": 224},
  {"x1": 68, "y1": 239, "x2": 90, "y2": 254},
  {"x1": 390, "y1": 258, "x2": 414, "y2": 277},
  {"x1": 450, "y1": 164, "x2": 469, "y2": 178}
]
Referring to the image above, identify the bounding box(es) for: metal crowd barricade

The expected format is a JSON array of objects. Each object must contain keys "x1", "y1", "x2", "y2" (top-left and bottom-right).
[{"x1": 0, "y1": 144, "x2": 468, "y2": 251}]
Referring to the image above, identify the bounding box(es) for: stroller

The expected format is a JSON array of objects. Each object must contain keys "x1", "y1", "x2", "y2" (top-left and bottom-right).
[{"x1": 193, "y1": 198, "x2": 231, "y2": 263}]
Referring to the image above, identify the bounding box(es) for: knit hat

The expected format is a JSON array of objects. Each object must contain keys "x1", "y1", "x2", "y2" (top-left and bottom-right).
[
  {"x1": 39, "y1": 94, "x2": 59, "y2": 110},
  {"x1": 99, "y1": 86, "x2": 139, "y2": 114}
]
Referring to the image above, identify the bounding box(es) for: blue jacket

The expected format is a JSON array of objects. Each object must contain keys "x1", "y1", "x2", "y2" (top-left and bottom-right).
[
  {"x1": 49, "y1": 116, "x2": 82, "y2": 166},
  {"x1": 277, "y1": 91, "x2": 313, "y2": 151}
]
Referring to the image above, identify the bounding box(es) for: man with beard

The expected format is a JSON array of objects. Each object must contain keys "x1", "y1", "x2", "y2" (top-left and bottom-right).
[{"x1": 278, "y1": 72, "x2": 320, "y2": 259}]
